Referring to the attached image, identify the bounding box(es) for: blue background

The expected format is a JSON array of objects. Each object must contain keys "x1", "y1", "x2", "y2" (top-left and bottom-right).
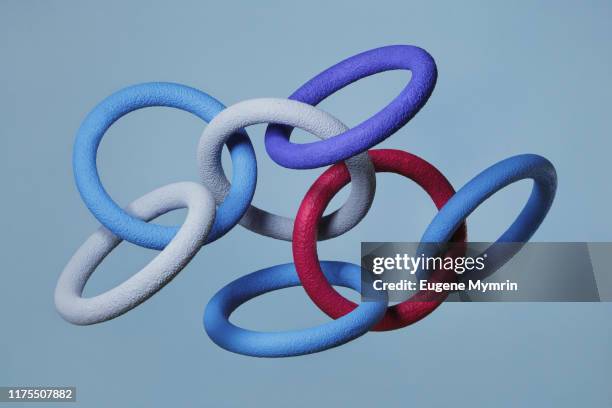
[{"x1": 1, "y1": 1, "x2": 611, "y2": 406}]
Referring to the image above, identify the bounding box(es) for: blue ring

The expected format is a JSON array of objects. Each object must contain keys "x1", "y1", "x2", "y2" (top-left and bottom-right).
[
  {"x1": 417, "y1": 154, "x2": 557, "y2": 280},
  {"x1": 204, "y1": 261, "x2": 388, "y2": 357},
  {"x1": 73, "y1": 82, "x2": 257, "y2": 250}
]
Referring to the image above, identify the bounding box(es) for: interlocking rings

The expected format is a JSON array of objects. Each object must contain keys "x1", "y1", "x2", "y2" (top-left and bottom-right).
[
  {"x1": 204, "y1": 262, "x2": 387, "y2": 357},
  {"x1": 198, "y1": 98, "x2": 376, "y2": 241},
  {"x1": 73, "y1": 82, "x2": 256, "y2": 250},
  {"x1": 265, "y1": 45, "x2": 437, "y2": 169},
  {"x1": 293, "y1": 149, "x2": 467, "y2": 331},
  {"x1": 416, "y1": 153, "x2": 557, "y2": 281},
  {"x1": 55, "y1": 182, "x2": 216, "y2": 325},
  {"x1": 57, "y1": 45, "x2": 557, "y2": 357}
]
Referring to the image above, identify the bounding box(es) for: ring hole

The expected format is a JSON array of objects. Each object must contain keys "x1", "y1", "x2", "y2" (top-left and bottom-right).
[
  {"x1": 324, "y1": 184, "x2": 351, "y2": 217},
  {"x1": 80, "y1": 205, "x2": 190, "y2": 298},
  {"x1": 462, "y1": 179, "x2": 534, "y2": 241},
  {"x1": 81, "y1": 240, "x2": 158, "y2": 298},
  {"x1": 316, "y1": 170, "x2": 442, "y2": 245},
  {"x1": 229, "y1": 285, "x2": 360, "y2": 331},
  {"x1": 315, "y1": 69, "x2": 412, "y2": 128},
  {"x1": 97, "y1": 107, "x2": 203, "y2": 211}
]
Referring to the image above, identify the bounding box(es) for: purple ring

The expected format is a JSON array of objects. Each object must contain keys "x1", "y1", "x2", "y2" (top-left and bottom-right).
[{"x1": 264, "y1": 45, "x2": 438, "y2": 169}]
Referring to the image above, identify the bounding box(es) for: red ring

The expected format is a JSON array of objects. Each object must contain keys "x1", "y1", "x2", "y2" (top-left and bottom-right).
[{"x1": 293, "y1": 149, "x2": 467, "y2": 331}]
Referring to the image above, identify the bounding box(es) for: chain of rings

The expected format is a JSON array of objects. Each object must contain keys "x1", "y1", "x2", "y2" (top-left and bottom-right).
[{"x1": 54, "y1": 45, "x2": 557, "y2": 357}]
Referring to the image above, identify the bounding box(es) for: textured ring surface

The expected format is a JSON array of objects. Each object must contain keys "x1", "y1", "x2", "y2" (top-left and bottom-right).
[
  {"x1": 204, "y1": 261, "x2": 387, "y2": 357},
  {"x1": 60, "y1": 45, "x2": 560, "y2": 358},
  {"x1": 55, "y1": 182, "x2": 216, "y2": 325},
  {"x1": 265, "y1": 45, "x2": 437, "y2": 169},
  {"x1": 293, "y1": 149, "x2": 467, "y2": 331},
  {"x1": 417, "y1": 154, "x2": 557, "y2": 280},
  {"x1": 73, "y1": 82, "x2": 256, "y2": 250},
  {"x1": 198, "y1": 98, "x2": 376, "y2": 241}
]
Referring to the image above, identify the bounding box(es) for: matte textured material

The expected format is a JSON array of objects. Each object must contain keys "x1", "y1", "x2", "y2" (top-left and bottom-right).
[
  {"x1": 73, "y1": 82, "x2": 256, "y2": 250},
  {"x1": 204, "y1": 261, "x2": 387, "y2": 357},
  {"x1": 264, "y1": 45, "x2": 437, "y2": 169},
  {"x1": 55, "y1": 182, "x2": 216, "y2": 325},
  {"x1": 63, "y1": 49, "x2": 559, "y2": 357},
  {"x1": 198, "y1": 98, "x2": 376, "y2": 241},
  {"x1": 293, "y1": 149, "x2": 467, "y2": 331},
  {"x1": 417, "y1": 154, "x2": 557, "y2": 279}
]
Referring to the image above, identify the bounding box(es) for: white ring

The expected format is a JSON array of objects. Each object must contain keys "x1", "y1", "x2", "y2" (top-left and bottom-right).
[
  {"x1": 54, "y1": 182, "x2": 216, "y2": 325},
  {"x1": 197, "y1": 98, "x2": 376, "y2": 241}
]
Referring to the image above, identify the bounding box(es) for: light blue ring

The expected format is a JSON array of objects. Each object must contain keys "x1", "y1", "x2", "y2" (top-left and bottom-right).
[
  {"x1": 417, "y1": 154, "x2": 557, "y2": 280},
  {"x1": 204, "y1": 261, "x2": 388, "y2": 358},
  {"x1": 73, "y1": 82, "x2": 257, "y2": 250}
]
